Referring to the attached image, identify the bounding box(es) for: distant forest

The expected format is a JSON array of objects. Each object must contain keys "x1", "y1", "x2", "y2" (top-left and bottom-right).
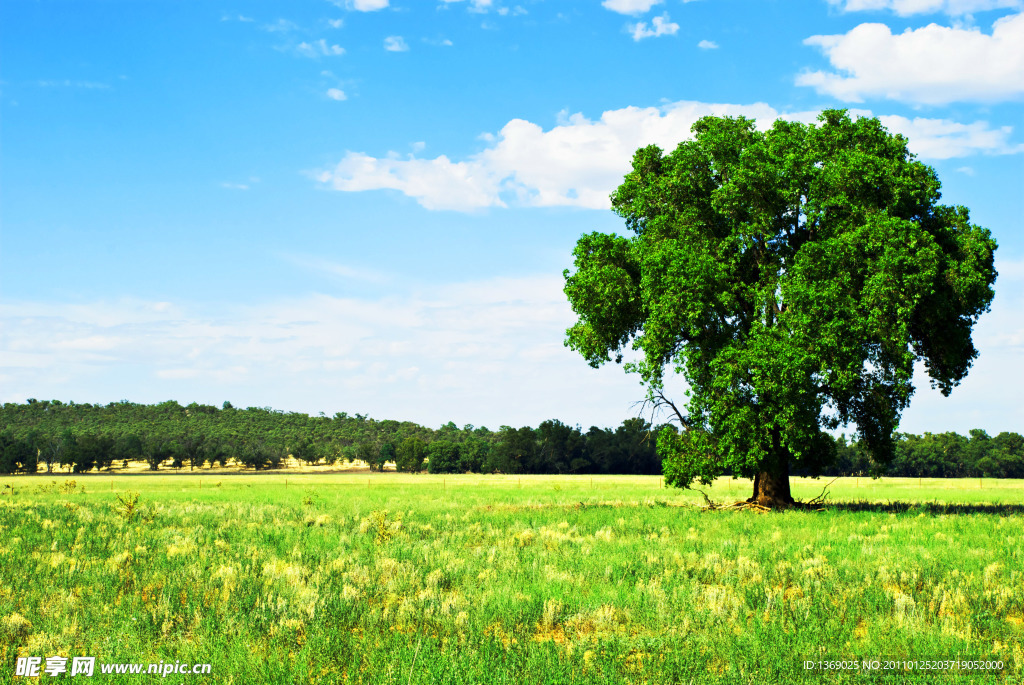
[{"x1": 1, "y1": 399, "x2": 1023, "y2": 478}]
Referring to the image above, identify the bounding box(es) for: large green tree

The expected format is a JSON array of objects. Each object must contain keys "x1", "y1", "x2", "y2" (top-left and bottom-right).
[{"x1": 563, "y1": 110, "x2": 997, "y2": 506}]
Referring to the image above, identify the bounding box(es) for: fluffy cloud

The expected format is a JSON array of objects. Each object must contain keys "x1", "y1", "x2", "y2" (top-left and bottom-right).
[
  {"x1": 384, "y1": 35, "x2": 409, "y2": 52},
  {"x1": 602, "y1": 0, "x2": 663, "y2": 14},
  {"x1": 314, "y1": 152, "x2": 504, "y2": 210},
  {"x1": 629, "y1": 13, "x2": 679, "y2": 40},
  {"x1": 0, "y1": 277, "x2": 652, "y2": 429},
  {"x1": 343, "y1": 0, "x2": 389, "y2": 10},
  {"x1": 326, "y1": 88, "x2": 347, "y2": 101},
  {"x1": 798, "y1": 12, "x2": 1024, "y2": 103},
  {"x1": 312, "y1": 100, "x2": 1020, "y2": 212},
  {"x1": 877, "y1": 115, "x2": 1024, "y2": 157},
  {"x1": 826, "y1": 0, "x2": 1022, "y2": 15},
  {"x1": 697, "y1": 39, "x2": 719, "y2": 49}
]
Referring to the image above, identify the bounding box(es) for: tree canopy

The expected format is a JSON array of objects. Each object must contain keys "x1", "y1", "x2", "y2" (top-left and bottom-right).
[{"x1": 563, "y1": 110, "x2": 998, "y2": 506}]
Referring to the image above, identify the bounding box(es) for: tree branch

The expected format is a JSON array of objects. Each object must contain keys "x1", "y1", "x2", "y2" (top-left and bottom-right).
[{"x1": 633, "y1": 386, "x2": 691, "y2": 430}]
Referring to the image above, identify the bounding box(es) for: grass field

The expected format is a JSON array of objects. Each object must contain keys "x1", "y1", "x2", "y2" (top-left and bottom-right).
[{"x1": 1, "y1": 473, "x2": 1022, "y2": 683}]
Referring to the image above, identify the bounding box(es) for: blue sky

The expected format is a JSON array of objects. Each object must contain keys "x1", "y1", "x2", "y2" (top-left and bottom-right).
[{"x1": 2, "y1": 0, "x2": 1022, "y2": 435}]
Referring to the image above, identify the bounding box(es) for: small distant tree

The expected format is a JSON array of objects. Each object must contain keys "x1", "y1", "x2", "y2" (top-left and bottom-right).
[
  {"x1": 291, "y1": 437, "x2": 321, "y2": 467},
  {"x1": 115, "y1": 433, "x2": 144, "y2": 467},
  {"x1": 374, "y1": 442, "x2": 396, "y2": 472},
  {"x1": 40, "y1": 431, "x2": 68, "y2": 474},
  {"x1": 144, "y1": 436, "x2": 177, "y2": 471},
  {"x1": 21, "y1": 429, "x2": 41, "y2": 473},
  {"x1": 58, "y1": 430, "x2": 77, "y2": 472},
  {"x1": 426, "y1": 440, "x2": 460, "y2": 474},
  {"x1": 0, "y1": 430, "x2": 21, "y2": 474},
  {"x1": 92, "y1": 434, "x2": 116, "y2": 471},
  {"x1": 988, "y1": 432, "x2": 1024, "y2": 479},
  {"x1": 395, "y1": 437, "x2": 426, "y2": 473},
  {"x1": 535, "y1": 420, "x2": 587, "y2": 474},
  {"x1": 965, "y1": 429, "x2": 992, "y2": 477},
  {"x1": 356, "y1": 441, "x2": 379, "y2": 469},
  {"x1": 486, "y1": 426, "x2": 532, "y2": 474},
  {"x1": 65, "y1": 433, "x2": 112, "y2": 473},
  {"x1": 436, "y1": 421, "x2": 461, "y2": 442},
  {"x1": 458, "y1": 438, "x2": 488, "y2": 473},
  {"x1": 179, "y1": 432, "x2": 207, "y2": 471},
  {"x1": 831, "y1": 435, "x2": 871, "y2": 477},
  {"x1": 205, "y1": 435, "x2": 231, "y2": 468},
  {"x1": 238, "y1": 437, "x2": 283, "y2": 470}
]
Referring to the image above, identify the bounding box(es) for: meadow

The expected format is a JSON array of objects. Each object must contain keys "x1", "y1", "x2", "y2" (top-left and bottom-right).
[{"x1": 1, "y1": 473, "x2": 1022, "y2": 684}]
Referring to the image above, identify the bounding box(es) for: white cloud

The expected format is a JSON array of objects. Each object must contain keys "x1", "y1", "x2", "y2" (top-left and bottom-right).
[
  {"x1": 327, "y1": 18, "x2": 344, "y2": 28},
  {"x1": 326, "y1": 88, "x2": 347, "y2": 101},
  {"x1": 312, "y1": 101, "x2": 1021, "y2": 212},
  {"x1": 220, "y1": 177, "x2": 258, "y2": 191},
  {"x1": 297, "y1": 39, "x2": 346, "y2": 58},
  {"x1": 826, "y1": 0, "x2": 1023, "y2": 16},
  {"x1": 798, "y1": 13, "x2": 1024, "y2": 103},
  {"x1": 221, "y1": 14, "x2": 255, "y2": 22},
  {"x1": 697, "y1": 39, "x2": 719, "y2": 49},
  {"x1": 0, "y1": 278, "x2": 653, "y2": 429},
  {"x1": 384, "y1": 35, "x2": 409, "y2": 52},
  {"x1": 343, "y1": 0, "x2": 389, "y2": 10},
  {"x1": 629, "y1": 13, "x2": 680, "y2": 40},
  {"x1": 875, "y1": 115, "x2": 1024, "y2": 157},
  {"x1": 6, "y1": 266, "x2": 1020, "y2": 433},
  {"x1": 219, "y1": 178, "x2": 258, "y2": 191},
  {"x1": 314, "y1": 152, "x2": 504, "y2": 211},
  {"x1": 602, "y1": 0, "x2": 663, "y2": 14},
  {"x1": 956, "y1": 165, "x2": 976, "y2": 174}
]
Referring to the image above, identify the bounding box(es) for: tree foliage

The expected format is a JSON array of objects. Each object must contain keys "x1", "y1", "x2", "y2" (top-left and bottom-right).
[
  {"x1": 396, "y1": 437, "x2": 426, "y2": 473},
  {"x1": 564, "y1": 110, "x2": 997, "y2": 503},
  {"x1": 426, "y1": 440, "x2": 461, "y2": 474}
]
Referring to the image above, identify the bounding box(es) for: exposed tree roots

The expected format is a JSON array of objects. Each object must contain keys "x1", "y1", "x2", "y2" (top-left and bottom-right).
[{"x1": 696, "y1": 479, "x2": 837, "y2": 512}]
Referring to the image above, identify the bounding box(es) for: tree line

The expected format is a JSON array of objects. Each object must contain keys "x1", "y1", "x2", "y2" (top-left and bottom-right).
[
  {"x1": 825, "y1": 430, "x2": 1024, "y2": 479},
  {"x1": 1, "y1": 400, "x2": 1021, "y2": 478},
  {"x1": 0, "y1": 399, "x2": 661, "y2": 476}
]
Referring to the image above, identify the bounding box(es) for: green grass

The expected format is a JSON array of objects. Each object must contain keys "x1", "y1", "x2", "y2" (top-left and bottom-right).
[{"x1": 1, "y1": 474, "x2": 1022, "y2": 683}]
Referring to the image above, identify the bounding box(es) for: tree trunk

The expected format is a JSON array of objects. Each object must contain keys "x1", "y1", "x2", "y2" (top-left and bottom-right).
[{"x1": 750, "y1": 462, "x2": 794, "y2": 507}]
